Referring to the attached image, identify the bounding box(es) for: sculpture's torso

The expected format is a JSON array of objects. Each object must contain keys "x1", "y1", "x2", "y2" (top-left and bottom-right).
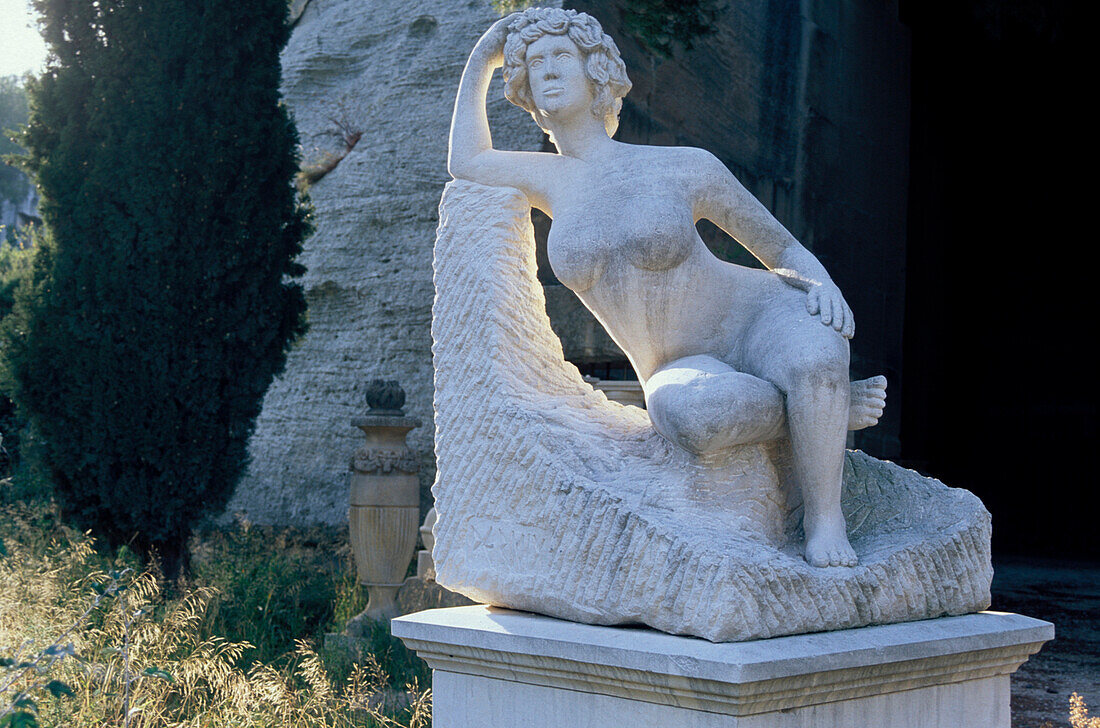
[{"x1": 543, "y1": 144, "x2": 787, "y2": 382}]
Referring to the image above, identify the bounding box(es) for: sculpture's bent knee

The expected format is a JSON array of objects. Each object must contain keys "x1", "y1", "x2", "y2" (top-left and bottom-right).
[
  {"x1": 648, "y1": 385, "x2": 726, "y2": 454},
  {"x1": 646, "y1": 373, "x2": 786, "y2": 454},
  {"x1": 774, "y1": 334, "x2": 850, "y2": 394}
]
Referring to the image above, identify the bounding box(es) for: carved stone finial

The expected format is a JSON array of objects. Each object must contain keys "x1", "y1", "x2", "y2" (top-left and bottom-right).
[
  {"x1": 351, "y1": 379, "x2": 420, "y2": 475},
  {"x1": 365, "y1": 379, "x2": 406, "y2": 414}
]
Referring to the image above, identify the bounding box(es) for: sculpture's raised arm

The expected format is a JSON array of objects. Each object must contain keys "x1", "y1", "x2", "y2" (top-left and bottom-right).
[
  {"x1": 447, "y1": 18, "x2": 507, "y2": 180},
  {"x1": 692, "y1": 149, "x2": 855, "y2": 338},
  {"x1": 447, "y1": 15, "x2": 555, "y2": 212}
]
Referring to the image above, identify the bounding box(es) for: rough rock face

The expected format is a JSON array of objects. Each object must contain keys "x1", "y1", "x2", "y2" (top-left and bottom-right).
[
  {"x1": 432, "y1": 180, "x2": 992, "y2": 642},
  {"x1": 225, "y1": 0, "x2": 553, "y2": 525}
]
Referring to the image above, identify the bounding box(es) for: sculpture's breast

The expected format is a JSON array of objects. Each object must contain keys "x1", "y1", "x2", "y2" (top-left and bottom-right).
[
  {"x1": 546, "y1": 221, "x2": 607, "y2": 293},
  {"x1": 613, "y1": 200, "x2": 695, "y2": 272},
  {"x1": 547, "y1": 198, "x2": 696, "y2": 293}
]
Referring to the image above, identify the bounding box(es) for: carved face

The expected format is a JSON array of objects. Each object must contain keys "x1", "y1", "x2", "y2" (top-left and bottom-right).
[{"x1": 525, "y1": 34, "x2": 594, "y2": 122}]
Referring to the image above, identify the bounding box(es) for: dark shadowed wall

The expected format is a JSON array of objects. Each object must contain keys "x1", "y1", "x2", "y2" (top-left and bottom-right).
[{"x1": 900, "y1": 0, "x2": 1094, "y2": 557}]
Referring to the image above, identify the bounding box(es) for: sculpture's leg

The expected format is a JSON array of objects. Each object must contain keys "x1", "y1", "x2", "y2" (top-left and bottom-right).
[
  {"x1": 742, "y1": 313, "x2": 857, "y2": 568},
  {"x1": 645, "y1": 356, "x2": 888, "y2": 452},
  {"x1": 644, "y1": 355, "x2": 787, "y2": 453}
]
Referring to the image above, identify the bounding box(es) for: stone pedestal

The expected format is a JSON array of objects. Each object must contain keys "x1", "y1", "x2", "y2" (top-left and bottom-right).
[{"x1": 392, "y1": 606, "x2": 1053, "y2": 728}]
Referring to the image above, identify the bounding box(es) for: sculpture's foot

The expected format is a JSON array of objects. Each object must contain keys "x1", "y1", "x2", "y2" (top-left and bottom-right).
[
  {"x1": 805, "y1": 510, "x2": 859, "y2": 567},
  {"x1": 848, "y1": 376, "x2": 887, "y2": 430}
]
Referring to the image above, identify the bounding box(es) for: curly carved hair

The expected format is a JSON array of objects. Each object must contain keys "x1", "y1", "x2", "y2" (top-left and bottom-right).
[{"x1": 502, "y1": 8, "x2": 632, "y2": 139}]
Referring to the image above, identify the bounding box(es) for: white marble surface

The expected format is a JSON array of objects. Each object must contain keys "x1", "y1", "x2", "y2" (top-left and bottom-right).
[
  {"x1": 394, "y1": 606, "x2": 1053, "y2": 728},
  {"x1": 430, "y1": 8, "x2": 993, "y2": 640},
  {"x1": 430, "y1": 180, "x2": 992, "y2": 641},
  {"x1": 431, "y1": 672, "x2": 1007, "y2": 728},
  {"x1": 448, "y1": 8, "x2": 889, "y2": 568}
]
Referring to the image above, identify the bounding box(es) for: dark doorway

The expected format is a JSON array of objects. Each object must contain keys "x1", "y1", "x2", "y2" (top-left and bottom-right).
[{"x1": 900, "y1": 1, "x2": 1094, "y2": 557}]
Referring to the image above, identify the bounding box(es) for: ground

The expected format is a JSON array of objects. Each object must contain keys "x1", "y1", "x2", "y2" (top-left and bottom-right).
[{"x1": 994, "y1": 556, "x2": 1100, "y2": 728}]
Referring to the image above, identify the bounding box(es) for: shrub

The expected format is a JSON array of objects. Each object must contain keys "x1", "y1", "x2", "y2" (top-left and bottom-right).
[
  {"x1": 0, "y1": 237, "x2": 34, "y2": 323},
  {"x1": 190, "y1": 523, "x2": 349, "y2": 666},
  {"x1": 5, "y1": 0, "x2": 309, "y2": 577},
  {"x1": 0, "y1": 76, "x2": 31, "y2": 213}
]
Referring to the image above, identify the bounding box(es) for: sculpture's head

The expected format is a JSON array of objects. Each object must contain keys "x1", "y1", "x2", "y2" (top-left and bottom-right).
[{"x1": 503, "y1": 8, "x2": 632, "y2": 140}]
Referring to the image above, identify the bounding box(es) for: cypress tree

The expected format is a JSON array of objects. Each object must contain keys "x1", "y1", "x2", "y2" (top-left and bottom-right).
[{"x1": 6, "y1": 0, "x2": 308, "y2": 575}]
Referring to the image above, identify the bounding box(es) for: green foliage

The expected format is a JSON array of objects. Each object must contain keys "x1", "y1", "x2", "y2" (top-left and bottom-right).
[
  {"x1": 341, "y1": 620, "x2": 431, "y2": 691},
  {"x1": 621, "y1": 0, "x2": 725, "y2": 58},
  {"x1": 0, "y1": 502, "x2": 128, "y2": 727},
  {"x1": 0, "y1": 236, "x2": 35, "y2": 322},
  {"x1": 492, "y1": 0, "x2": 537, "y2": 13},
  {"x1": 331, "y1": 560, "x2": 370, "y2": 628},
  {"x1": 0, "y1": 233, "x2": 37, "y2": 478},
  {"x1": 5, "y1": 0, "x2": 310, "y2": 573},
  {"x1": 191, "y1": 523, "x2": 348, "y2": 665},
  {"x1": 0, "y1": 76, "x2": 31, "y2": 207},
  {"x1": 187, "y1": 524, "x2": 429, "y2": 690}
]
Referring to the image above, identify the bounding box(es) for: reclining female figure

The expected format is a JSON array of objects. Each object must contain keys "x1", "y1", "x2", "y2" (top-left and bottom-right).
[{"x1": 448, "y1": 8, "x2": 887, "y2": 567}]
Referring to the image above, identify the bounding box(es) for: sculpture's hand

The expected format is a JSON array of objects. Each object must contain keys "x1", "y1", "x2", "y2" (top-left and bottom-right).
[
  {"x1": 806, "y1": 282, "x2": 855, "y2": 339},
  {"x1": 473, "y1": 14, "x2": 517, "y2": 66},
  {"x1": 775, "y1": 269, "x2": 854, "y2": 338}
]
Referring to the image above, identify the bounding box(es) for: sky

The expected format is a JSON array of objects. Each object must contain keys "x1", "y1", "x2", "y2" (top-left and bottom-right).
[{"x1": 1, "y1": 0, "x2": 48, "y2": 77}]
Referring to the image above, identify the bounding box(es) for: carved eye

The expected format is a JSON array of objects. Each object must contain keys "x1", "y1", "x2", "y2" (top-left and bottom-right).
[{"x1": 529, "y1": 58, "x2": 543, "y2": 69}]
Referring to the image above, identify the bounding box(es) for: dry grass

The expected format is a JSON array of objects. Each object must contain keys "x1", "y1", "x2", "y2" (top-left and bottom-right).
[
  {"x1": 1072, "y1": 692, "x2": 1100, "y2": 728},
  {"x1": 0, "y1": 498, "x2": 430, "y2": 728}
]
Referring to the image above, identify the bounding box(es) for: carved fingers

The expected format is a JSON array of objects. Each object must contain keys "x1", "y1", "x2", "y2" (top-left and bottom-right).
[
  {"x1": 476, "y1": 16, "x2": 514, "y2": 64},
  {"x1": 805, "y1": 285, "x2": 819, "y2": 316},
  {"x1": 841, "y1": 298, "x2": 855, "y2": 339},
  {"x1": 806, "y1": 284, "x2": 855, "y2": 339}
]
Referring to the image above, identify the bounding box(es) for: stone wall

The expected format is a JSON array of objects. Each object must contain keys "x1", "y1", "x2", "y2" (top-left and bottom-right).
[
  {"x1": 225, "y1": 0, "x2": 553, "y2": 526},
  {"x1": 0, "y1": 186, "x2": 38, "y2": 234}
]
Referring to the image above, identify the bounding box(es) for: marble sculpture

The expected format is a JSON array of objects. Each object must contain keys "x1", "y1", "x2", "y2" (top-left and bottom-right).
[{"x1": 430, "y1": 8, "x2": 991, "y2": 641}]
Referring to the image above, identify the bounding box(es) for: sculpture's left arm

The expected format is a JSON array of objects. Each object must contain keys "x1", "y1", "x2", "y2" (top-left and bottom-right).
[{"x1": 690, "y1": 149, "x2": 854, "y2": 339}]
